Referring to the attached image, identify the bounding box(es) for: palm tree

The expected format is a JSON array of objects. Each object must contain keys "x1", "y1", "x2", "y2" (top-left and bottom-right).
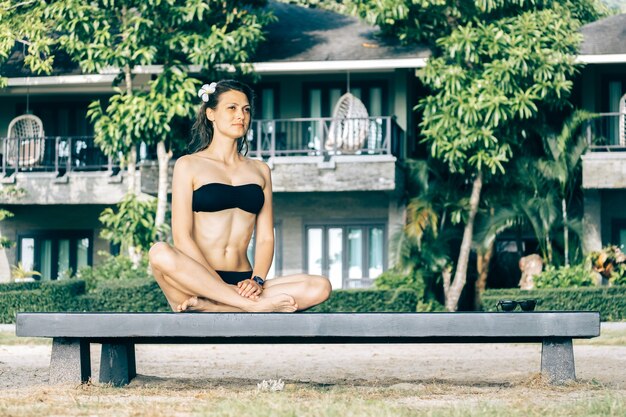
[{"x1": 535, "y1": 111, "x2": 595, "y2": 266}]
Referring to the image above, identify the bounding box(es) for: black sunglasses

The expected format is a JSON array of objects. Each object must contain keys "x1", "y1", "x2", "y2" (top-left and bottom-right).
[{"x1": 496, "y1": 299, "x2": 537, "y2": 312}]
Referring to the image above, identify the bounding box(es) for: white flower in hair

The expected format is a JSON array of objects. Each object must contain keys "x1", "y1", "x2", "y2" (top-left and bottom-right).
[{"x1": 198, "y1": 82, "x2": 217, "y2": 102}]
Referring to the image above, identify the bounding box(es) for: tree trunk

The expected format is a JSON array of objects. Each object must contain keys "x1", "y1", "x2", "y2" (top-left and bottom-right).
[
  {"x1": 562, "y1": 197, "x2": 569, "y2": 267},
  {"x1": 474, "y1": 239, "x2": 494, "y2": 310},
  {"x1": 445, "y1": 171, "x2": 483, "y2": 312},
  {"x1": 126, "y1": 146, "x2": 137, "y2": 195},
  {"x1": 127, "y1": 245, "x2": 141, "y2": 269},
  {"x1": 155, "y1": 141, "x2": 172, "y2": 232},
  {"x1": 124, "y1": 64, "x2": 136, "y2": 195}
]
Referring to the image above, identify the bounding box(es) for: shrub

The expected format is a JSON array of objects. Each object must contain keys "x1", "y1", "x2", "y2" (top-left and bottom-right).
[
  {"x1": 84, "y1": 279, "x2": 169, "y2": 312},
  {"x1": 534, "y1": 264, "x2": 596, "y2": 288},
  {"x1": 374, "y1": 269, "x2": 425, "y2": 298},
  {"x1": 76, "y1": 253, "x2": 151, "y2": 292},
  {"x1": 481, "y1": 286, "x2": 626, "y2": 321},
  {"x1": 308, "y1": 289, "x2": 418, "y2": 312},
  {"x1": 0, "y1": 280, "x2": 85, "y2": 323}
]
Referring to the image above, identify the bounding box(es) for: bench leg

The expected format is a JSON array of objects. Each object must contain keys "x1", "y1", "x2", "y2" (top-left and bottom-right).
[
  {"x1": 99, "y1": 342, "x2": 136, "y2": 387},
  {"x1": 50, "y1": 338, "x2": 91, "y2": 384},
  {"x1": 541, "y1": 337, "x2": 576, "y2": 384}
]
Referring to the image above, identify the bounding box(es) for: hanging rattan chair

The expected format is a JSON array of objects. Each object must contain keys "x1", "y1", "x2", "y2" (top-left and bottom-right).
[
  {"x1": 326, "y1": 92, "x2": 369, "y2": 153},
  {"x1": 5, "y1": 114, "x2": 45, "y2": 167}
]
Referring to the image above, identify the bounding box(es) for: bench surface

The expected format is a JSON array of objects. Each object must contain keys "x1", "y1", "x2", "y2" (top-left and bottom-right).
[{"x1": 16, "y1": 312, "x2": 600, "y2": 343}]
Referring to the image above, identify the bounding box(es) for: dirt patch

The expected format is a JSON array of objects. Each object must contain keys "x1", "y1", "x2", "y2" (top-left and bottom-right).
[{"x1": 1, "y1": 340, "x2": 625, "y2": 389}]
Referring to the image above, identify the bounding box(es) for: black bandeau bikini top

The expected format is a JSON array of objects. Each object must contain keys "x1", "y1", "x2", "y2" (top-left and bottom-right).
[{"x1": 192, "y1": 183, "x2": 265, "y2": 215}]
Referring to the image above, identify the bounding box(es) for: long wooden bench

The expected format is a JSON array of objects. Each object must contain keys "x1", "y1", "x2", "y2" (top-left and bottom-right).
[{"x1": 16, "y1": 311, "x2": 600, "y2": 386}]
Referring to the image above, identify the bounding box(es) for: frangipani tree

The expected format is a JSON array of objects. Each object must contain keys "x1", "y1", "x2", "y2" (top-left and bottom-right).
[{"x1": 2, "y1": 1, "x2": 273, "y2": 261}]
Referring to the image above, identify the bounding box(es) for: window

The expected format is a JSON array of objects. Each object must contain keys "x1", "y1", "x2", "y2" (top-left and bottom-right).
[
  {"x1": 304, "y1": 82, "x2": 388, "y2": 117},
  {"x1": 17, "y1": 231, "x2": 93, "y2": 280},
  {"x1": 305, "y1": 223, "x2": 386, "y2": 289}
]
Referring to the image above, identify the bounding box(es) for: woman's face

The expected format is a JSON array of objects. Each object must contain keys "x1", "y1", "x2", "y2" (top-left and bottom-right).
[{"x1": 206, "y1": 90, "x2": 251, "y2": 140}]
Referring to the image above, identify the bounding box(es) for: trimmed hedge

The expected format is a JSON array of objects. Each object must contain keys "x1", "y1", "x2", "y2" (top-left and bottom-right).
[
  {"x1": 0, "y1": 280, "x2": 86, "y2": 323},
  {"x1": 482, "y1": 286, "x2": 626, "y2": 321},
  {"x1": 83, "y1": 279, "x2": 170, "y2": 312},
  {"x1": 0, "y1": 279, "x2": 418, "y2": 322},
  {"x1": 0, "y1": 281, "x2": 42, "y2": 292},
  {"x1": 308, "y1": 289, "x2": 418, "y2": 312}
]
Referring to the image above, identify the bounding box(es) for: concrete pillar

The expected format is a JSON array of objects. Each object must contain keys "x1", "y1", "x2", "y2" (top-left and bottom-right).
[
  {"x1": 583, "y1": 189, "x2": 602, "y2": 252},
  {"x1": 541, "y1": 337, "x2": 576, "y2": 384},
  {"x1": 99, "y1": 342, "x2": 136, "y2": 387},
  {"x1": 50, "y1": 338, "x2": 91, "y2": 384}
]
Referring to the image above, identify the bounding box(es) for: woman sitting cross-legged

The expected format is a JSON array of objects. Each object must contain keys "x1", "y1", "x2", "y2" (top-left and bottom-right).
[{"x1": 149, "y1": 80, "x2": 332, "y2": 312}]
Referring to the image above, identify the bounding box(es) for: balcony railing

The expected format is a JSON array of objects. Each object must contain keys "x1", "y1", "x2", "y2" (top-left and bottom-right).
[
  {"x1": 248, "y1": 116, "x2": 402, "y2": 158},
  {"x1": 0, "y1": 116, "x2": 404, "y2": 177},
  {"x1": 586, "y1": 112, "x2": 626, "y2": 151},
  {"x1": 0, "y1": 136, "x2": 115, "y2": 176}
]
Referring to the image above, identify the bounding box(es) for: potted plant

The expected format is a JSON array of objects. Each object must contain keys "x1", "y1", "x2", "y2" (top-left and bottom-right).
[
  {"x1": 10, "y1": 262, "x2": 42, "y2": 283},
  {"x1": 589, "y1": 245, "x2": 626, "y2": 285}
]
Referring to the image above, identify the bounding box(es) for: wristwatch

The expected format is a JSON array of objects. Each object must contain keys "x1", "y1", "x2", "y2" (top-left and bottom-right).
[{"x1": 252, "y1": 275, "x2": 265, "y2": 287}]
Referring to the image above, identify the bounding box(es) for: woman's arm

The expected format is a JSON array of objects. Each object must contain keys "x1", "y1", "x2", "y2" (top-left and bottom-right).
[
  {"x1": 171, "y1": 156, "x2": 214, "y2": 270},
  {"x1": 252, "y1": 161, "x2": 275, "y2": 280}
]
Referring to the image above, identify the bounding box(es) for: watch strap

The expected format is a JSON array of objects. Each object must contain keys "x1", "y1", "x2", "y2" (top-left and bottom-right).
[{"x1": 252, "y1": 275, "x2": 265, "y2": 286}]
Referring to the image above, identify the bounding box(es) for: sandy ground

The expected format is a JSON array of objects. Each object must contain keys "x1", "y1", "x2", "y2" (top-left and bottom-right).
[{"x1": 1, "y1": 324, "x2": 626, "y2": 390}]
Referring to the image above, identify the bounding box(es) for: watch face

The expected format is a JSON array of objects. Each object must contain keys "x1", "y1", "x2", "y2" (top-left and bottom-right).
[{"x1": 253, "y1": 276, "x2": 264, "y2": 286}]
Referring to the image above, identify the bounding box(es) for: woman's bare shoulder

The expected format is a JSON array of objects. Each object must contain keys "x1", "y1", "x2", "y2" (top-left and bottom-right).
[{"x1": 246, "y1": 157, "x2": 270, "y2": 175}]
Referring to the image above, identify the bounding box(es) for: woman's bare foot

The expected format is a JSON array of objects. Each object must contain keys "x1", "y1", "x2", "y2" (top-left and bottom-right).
[
  {"x1": 245, "y1": 293, "x2": 298, "y2": 312},
  {"x1": 178, "y1": 296, "x2": 214, "y2": 312},
  {"x1": 178, "y1": 296, "x2": 245, "y2": 312}
]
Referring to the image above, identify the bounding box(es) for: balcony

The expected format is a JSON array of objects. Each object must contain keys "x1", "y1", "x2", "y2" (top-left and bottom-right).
[
  {"x1": 248, "y1": 116, "x2": 402, "y2": 158},
  {"x1": 583, "y1": 113, "x2": 626, "y2": 189},
  {"x1": 142, "y1": 116, "x2": 404, "y2": 194},
  {"x1": 585, "y1": 112, "x2": 626, "y2": 151},
  {"x1": 0, "y1": 116, "x2": 404, "y2": 197},
  {"x1": 0, "y1": 136, "x2": 115, "y2": 177},
  {"x1": 0, "y1": 136, "x2": 127, "y2": 205}
]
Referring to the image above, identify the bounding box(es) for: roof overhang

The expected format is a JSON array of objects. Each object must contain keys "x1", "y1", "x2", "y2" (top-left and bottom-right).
[
  {"x1": 576, "y1": 54, "x2": 626, "y2": 64},
  {"x1": 4, "y1": 58, "x2": 427, "y2": 88}
]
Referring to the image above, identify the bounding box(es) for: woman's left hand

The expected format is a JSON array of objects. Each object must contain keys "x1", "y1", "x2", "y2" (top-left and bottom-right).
[{"x1": 237, "y1": 279, "x2": 263, "y2": 299}]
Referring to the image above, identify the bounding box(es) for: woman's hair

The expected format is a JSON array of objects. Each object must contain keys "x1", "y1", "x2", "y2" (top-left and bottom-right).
[{"x1": 189, "y1": 79, "x2": 255, "y2": 155}]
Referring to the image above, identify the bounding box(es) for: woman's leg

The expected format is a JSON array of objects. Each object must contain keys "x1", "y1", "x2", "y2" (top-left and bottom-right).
[
  {"x1": 152, "y1": 264, "x2": 243, "y2": 312},
  {"x1": 261, "y1": 274, "x2": 332, "y2": 311},
  {"x1": 148, "y1": 242, "x2": 297, "y2": 312}
]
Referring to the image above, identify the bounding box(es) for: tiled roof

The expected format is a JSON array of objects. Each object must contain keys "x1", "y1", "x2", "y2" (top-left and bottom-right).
[
  {"x1": 253, "y1": 1, "x2": 429, "y2": 62},
  {"x1": 580, "y1": 13, "x2": 626, "y2": 55}
]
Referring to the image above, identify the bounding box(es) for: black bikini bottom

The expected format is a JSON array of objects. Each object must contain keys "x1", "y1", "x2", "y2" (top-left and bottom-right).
[{"x1": 216, "y1": 270, "x2": 252, "y2": 285}]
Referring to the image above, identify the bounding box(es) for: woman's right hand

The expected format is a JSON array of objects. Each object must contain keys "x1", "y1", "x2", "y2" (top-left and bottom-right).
[{"x1": 237, "y1": 279, "x2": 263, "y2": 299}]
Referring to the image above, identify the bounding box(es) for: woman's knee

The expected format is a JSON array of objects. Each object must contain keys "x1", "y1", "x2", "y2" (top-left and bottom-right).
[
  {"x1": 310, "y1": 275, "x2": 332, "y2": 301},
  {"x1": 149, "y1": 242, "x2": 175, "y2": 271}
]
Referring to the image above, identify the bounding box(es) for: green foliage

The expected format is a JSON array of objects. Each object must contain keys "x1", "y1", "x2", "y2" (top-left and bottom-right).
[
  {"x1": 481, "y1": 286, "x2": 626, "y2": 321},
  {"x1": 0, "y1": 278, "x2": 418, "y2": 323},
  {"x1": 419, "y1": 10, "x2": 582, "y2": 175},
  {"x1": 351, "y1": 0, "x2": 607, "y2": 46},
  {"x1": 534, "y1": 264, "x2": 596, "y2": 288},
  {"x1": 83, "y1": 279, "x2": 170, "y2": 312},
  {"x1": 308, "y1": 289, "x2": 418, "y2": 312},
  {"x1": 374, "y1": 268, "x2": 425, "y2": 298},
  {"x1": 99, "y1": 193, "x2": 165, "y2": 252},
  {"x1": 0, "y1": 281, "x2": 42, "y2": 293},
  {"x1": 76, "y1": 253, "x2": 152, "y2": 292},
  {"x1": 0, "y1": 280, "x2": 86, "y2": 324}
]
